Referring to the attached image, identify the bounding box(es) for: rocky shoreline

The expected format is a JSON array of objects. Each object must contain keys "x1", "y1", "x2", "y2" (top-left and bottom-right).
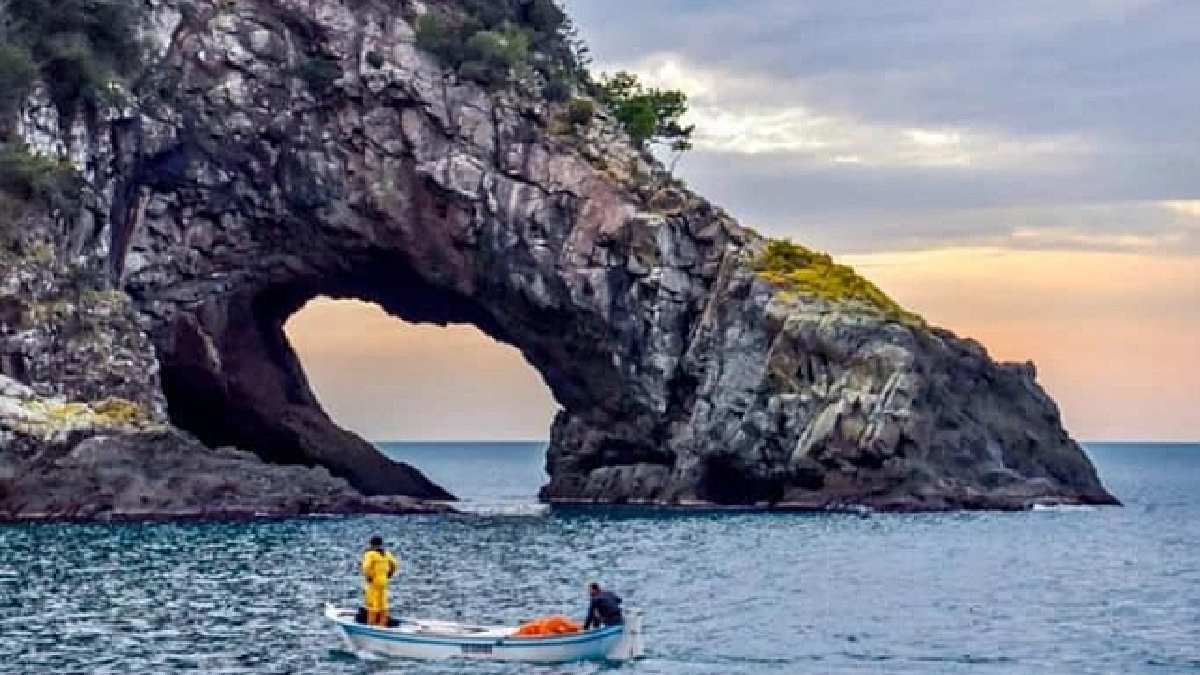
[
  {"x1": 544, "y1": 492, "x2": 1118, "y2": 514},
  {"x1": 0, "y1": 408, "x2": 452, "y2": 523},
  {"x1": 2, "y1": 501, "x2": 451, "y2": 524},
  {"x1": 0, "y1": 421, "x2": 453, "y2": 524}
]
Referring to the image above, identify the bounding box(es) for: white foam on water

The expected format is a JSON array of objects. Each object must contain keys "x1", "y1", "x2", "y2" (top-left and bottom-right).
[
  {"x1": 354, "y1": 649, "x2": 386, "y2": 662},
  {"x1": 1031, "y1": 504, "x2": 1097, "y2": 512},
  {"x1": 455, "y1": 501, "x2": 550, "y2": 517}
]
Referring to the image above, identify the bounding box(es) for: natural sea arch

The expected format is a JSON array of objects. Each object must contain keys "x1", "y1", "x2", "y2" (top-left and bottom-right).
[
  {"x1": 112, "y1": 0, "x2": 1114, "y2": 510},
  {"x1": 145, "y1": 250, "x2": 613, "y2": 500},
  {"x1": 284, "y1": 299, "x2": 558, "y2": 445}
]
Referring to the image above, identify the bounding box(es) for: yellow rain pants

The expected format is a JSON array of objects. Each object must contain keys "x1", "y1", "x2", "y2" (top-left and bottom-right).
[{"x1": 361, "y1": 549, "x2": 398, "y2": 626}]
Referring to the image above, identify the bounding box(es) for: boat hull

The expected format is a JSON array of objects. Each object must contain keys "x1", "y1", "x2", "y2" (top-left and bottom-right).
[{"x1": 325, "y1": 605, "x2": 644, "y2": 663}]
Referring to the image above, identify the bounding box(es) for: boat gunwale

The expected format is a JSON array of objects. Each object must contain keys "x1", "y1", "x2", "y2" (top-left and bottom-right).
[{"x1": 331, "y1": 613, "x2": 624, "y2": 647}]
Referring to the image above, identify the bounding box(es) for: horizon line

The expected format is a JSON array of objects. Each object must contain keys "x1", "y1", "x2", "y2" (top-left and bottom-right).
[{"x1": 369, "y1": 438, "x2": 1198, "y2": 445}]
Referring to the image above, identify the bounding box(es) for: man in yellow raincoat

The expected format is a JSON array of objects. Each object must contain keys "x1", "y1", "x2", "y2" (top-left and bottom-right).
[{"x1": 361, "y1": 535, "x2": 399, "y2": 626}]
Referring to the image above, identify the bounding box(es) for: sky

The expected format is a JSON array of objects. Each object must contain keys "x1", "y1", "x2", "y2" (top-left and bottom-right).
[{"x1": 286, "y1": 0, "x2": 1199, "y2": 442}]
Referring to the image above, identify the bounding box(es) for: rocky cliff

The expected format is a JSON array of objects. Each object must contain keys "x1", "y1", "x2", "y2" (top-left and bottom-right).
[{"x1": 0, "y1": 0, "x2": 1117, "y2": 518}]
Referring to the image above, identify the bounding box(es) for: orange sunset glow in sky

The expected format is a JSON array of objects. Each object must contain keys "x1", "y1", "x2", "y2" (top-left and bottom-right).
[{"x1": 287, "y1": 245, "x2": 1199, "y2": 442}]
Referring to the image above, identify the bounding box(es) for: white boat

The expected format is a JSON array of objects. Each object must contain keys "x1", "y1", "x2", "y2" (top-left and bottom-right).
[{"x1": 324, "y1": 604, "x2": 645, "y2": 663}]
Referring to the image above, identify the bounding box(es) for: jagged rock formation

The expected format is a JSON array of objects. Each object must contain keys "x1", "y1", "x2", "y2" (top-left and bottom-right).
[
  {"x1": 0, "y1": 406, "x2": 449, "y2": 521},
  {"x1": 0, "y1": 241, "x2": 445, "y2": 520},
  {"x1": 0, "y1": 0, "x2": 1117, "y2": 516}
]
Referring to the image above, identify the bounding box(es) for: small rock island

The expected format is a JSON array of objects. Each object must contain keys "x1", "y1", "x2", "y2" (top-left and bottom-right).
[{"x1": 0, "y1": 0, "x2": 1117, "y2": 520}]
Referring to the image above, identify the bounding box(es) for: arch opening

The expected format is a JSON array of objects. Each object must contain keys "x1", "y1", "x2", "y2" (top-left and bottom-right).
[
  {"x1": 283, "y1": 298, "x2": 559, "y2": 503},
  {"x1": 285, "y1": 298, "x2": 559, "y2": 444},
  {"x1": 151, "y1": 247, "x2": 603, "y2": 501}
]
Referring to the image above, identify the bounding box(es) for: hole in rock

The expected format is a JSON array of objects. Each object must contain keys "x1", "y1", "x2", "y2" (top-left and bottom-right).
[{"x1": 285, "y1": 298, "x2": 559, "y2": 504}]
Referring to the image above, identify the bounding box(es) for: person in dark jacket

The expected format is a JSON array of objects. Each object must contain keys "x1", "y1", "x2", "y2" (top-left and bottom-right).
[{"x1": 583, "y1": 582, "x2": 624, "y2": 630}]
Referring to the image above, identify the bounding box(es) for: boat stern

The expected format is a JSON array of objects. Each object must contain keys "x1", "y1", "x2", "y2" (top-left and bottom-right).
[
  {"x1": 325, "y1": 604, "x2": 364, "y2": 653},
  {"x1": 608, "y1": 608, "x2": 645, "y2": 660}
]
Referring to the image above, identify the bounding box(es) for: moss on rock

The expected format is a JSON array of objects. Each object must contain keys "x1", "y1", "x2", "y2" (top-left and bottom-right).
[{"x1": 753, "y1": 239, "x2": 923, "y2": 326}]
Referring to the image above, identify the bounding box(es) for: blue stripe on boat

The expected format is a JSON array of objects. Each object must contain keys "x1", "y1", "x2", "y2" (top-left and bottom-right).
[{"x1": 340, "y1": 622, "x2": 623, "y2": 647}]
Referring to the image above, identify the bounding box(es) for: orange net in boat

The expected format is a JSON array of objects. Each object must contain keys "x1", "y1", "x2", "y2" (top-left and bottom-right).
[{"x1": 513, "y1": 615, "x2": 582, "y2": 637}]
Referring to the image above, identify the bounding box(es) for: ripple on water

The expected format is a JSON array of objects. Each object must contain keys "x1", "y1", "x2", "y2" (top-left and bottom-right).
[{"x1": 1, "y1": 443, "x2": 1199, "y2": 673}]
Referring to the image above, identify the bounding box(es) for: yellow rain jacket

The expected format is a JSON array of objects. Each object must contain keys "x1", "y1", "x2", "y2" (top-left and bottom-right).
[{"x1": 361, "y1": 549, "x2": 399, "y2": 612}]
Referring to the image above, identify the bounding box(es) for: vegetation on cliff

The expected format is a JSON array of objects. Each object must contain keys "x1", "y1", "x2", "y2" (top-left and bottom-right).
[
  {"x1": 412, "y1": 1, "x2": 694, "y2": 166},
  {"x1": 0, "y1": 0, "x2": 1116, "y2": 516},
  {"x1": 414, "y1": 0, "x2": 587, "y2": 95},
  {"x1": 0, "y1": 144, "x2": 80, "y2": 222},
  {"x1": 0, "y1": 0, "x2": 145, "y2": 125},
  {"x1": 0, "y1": 0, "x2": 145, "y2": 243},
  {"x1": 595, "y1": 71, "x2": 695, "y2": 156},
  {"x1": 753, "y1": 239, "x2": 923, "y2": 325}
]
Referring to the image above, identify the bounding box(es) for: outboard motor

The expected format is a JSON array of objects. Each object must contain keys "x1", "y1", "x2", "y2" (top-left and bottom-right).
[{"x1": 609, "y1": 608, "x2": 645, "y2": 660}]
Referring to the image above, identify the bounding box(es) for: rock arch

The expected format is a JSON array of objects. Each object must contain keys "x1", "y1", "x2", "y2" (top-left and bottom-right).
[{"x1": 94, "y1": 0, "x2": 1115, "y2": 510}]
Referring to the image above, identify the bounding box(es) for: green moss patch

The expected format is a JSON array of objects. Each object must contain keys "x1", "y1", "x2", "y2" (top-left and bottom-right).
[{"x1": 753, "y1": 239, "x2": 923, "y2": 326}]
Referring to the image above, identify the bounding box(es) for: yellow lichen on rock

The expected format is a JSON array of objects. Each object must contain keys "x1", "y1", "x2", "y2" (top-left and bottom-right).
[
  {"x1": 27, "y1": 240, "x2": 54, "y2": 264},
  {"x1": 31, "y1": 400, "x2": 92, "y2": 426},
  {"x1": 752, "y1": 239, "x2": 924, "y2": 326},
  {"x1": 10, "y1": 396, "x2": 150, "y2": 439},
  {"x1": 92, "y1": 397, "x2": 148, "y2": 425}
]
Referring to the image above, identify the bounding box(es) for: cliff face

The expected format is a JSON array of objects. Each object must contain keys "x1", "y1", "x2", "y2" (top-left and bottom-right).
[
  {"x1": 0, "y1": 0, "x2": 1117, "y2": 517},
  {"x1": 0, "y1": 219, "x2": 447, "y2": 519}
]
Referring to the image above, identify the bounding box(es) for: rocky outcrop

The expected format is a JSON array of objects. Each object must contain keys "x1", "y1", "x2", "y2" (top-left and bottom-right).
[
  {"x1": 0, "y1": 233, "x2": 445, "y2": 520},
  {"x1": 0, "y1": 0, "x2": 1117, "y2": 515},
  {"x1": 0, "y1": 419, "x2": 449, "y2": 521}
]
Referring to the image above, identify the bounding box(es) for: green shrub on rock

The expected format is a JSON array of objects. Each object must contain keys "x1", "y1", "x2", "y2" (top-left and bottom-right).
[
  {"x1": 0, "y1": 144, "x2": 81, "y2": 215},
  {"x1": 413, "y1": 0, "x2": 587, "y2": 93},
  {"x1": 460, "y1": 26, "x2": 531, "y2": 86},
  {"x1": 598, "y1": 71, "x2": 694, "y2": 151},
  {"x1": 542, "y1": 75, "x2": 573, "y2": 102},
  {"x1": 0, "y1": 43, "x2": 37, "y2": 132},
  {"x1": 566, "y1": 97, "x2": 595, "y2": 126},
  {"x1": 523, "y1": 0, "x2": 567, "y2": 34},
  {"x1": 415, "y1": 14, "x2": 466, "y2": 65},
  {"x1": 419, "y1": 17, "x2": 534, "y2": 87},
  {"x1": 0, "y1": 144, "x2": 82, "y2": 250},
  {"x1": 753, "y1": 239, "x2": 923, "y2": 325},
  {"x1": 296, "y1": 55, "x2": 343, "y2": 95},
  {"x1": 4, "y1": 0, "x2": 146, "y2": 122}
]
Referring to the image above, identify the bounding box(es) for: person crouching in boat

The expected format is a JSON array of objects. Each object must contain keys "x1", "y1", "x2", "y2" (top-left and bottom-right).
[
  {"x1": 361, "y1": 536, "x2": 399, "y2": 626},
  {"x1": 583, "y1": 582, "x2": 624, "y2": 630}
]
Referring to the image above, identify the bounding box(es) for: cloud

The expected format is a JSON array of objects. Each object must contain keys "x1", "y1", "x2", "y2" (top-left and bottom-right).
[
  {"x1": 601, "y1": 53, "x2": 1094, "y2": 170},
  {"x1": 568, "y1": 0, "x2": 1200, "y2": 139},
  {"x1": 1008, "y1": 226, "x2": 1188, "y2": 252},
  {"x1": 565, "y1": 0, "x2": 1200, "y2": 257},
  {"x1": 1162, "y1": 200, "x2": 1200, "y2": 220}
]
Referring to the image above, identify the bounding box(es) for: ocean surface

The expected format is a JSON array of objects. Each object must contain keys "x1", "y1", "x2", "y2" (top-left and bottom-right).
[{"x1": 1, "y1": 442, "x2": 1198, "y2": 674}]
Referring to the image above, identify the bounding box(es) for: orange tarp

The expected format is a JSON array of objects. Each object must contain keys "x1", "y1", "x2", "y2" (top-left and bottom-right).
[{"x1": 513, "y1": 615, "x2": 582, "y2": 637}]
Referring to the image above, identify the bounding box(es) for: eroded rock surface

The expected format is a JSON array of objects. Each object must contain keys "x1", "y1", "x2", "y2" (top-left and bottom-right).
[
  {"x1": 0, "y1": 0, "x2": 1117, "y2": 515},
  {"x1": 0, "y1": 423, "x2": 449, "y2": 521},
  {"x1": 0, "y1": 237, "x2": 445, "y2": 520}
]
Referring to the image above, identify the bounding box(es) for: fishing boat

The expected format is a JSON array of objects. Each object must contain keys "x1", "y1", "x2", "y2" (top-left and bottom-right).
[{"x1": 324, "y1": 604, "x2": 645, "y2": 663}]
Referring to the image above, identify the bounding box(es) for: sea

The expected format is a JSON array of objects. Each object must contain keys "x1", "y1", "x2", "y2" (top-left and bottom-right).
[{"x1": 1, "y1": 442, "x2": 1197, "y2": 674}]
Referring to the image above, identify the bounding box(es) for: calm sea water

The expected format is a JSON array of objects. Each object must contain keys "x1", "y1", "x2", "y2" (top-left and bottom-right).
[{"x1": 1, "y1": 442, "x2": 1198, "y2": 674}]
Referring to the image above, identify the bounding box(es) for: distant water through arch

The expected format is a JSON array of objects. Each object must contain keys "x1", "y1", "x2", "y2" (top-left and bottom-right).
[{"x1": 377, "y1": 441, "x2": 551, "y2": 516}]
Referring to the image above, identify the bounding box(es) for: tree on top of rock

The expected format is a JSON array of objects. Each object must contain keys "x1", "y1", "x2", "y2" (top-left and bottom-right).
[{"x1": 598, "y1": 71, "x2": 696, "y2": 171}]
